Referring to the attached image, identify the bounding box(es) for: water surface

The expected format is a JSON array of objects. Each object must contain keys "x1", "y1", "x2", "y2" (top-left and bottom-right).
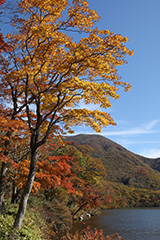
[{"x1": 72, "y1": 208, "x2": 160, "y2": 240}]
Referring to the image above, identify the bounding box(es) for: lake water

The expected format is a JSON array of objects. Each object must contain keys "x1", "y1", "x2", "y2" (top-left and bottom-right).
[{"x1": 72, "y1": 209, "x2": 160, "y2": 240}]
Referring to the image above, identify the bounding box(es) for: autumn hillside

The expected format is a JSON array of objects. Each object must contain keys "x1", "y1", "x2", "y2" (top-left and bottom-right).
[{"x1": 65, "y1": 134, "x2": 160, "y2": 190}]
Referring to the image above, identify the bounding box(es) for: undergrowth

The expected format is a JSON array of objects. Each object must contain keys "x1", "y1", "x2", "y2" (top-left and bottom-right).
[{"x1": 0, "y1": 199, "x2": 48, "y2": 240}]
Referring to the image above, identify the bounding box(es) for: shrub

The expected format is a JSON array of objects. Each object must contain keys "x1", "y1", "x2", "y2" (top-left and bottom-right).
[
  {"x1": 66, "y1": 227, "x2": 122, "y2": 240},
  {"x1": 0, "y1": 203, "x2": 43, "y2": 240}
]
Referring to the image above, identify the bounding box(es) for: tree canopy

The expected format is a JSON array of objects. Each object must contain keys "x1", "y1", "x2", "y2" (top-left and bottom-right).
[
  {"x1": 2, "y1": 0, "x2": 133, "y2": 137},
  {"x1": 0, "y1": 0, "x2": 133, "y2": 233}
]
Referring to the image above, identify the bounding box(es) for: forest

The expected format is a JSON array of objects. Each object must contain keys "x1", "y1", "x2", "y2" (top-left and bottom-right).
[
  {"x1": 1, "y1": 134, "x2": 160, "y2": 239},
  {"x1": 0, "y1": 0, "x2": 148, "y2": 239}
]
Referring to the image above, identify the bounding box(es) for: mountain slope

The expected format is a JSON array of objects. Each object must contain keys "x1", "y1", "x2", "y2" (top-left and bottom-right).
[{"x1": 65, "y1": 134, "x2": 160, "y2": 190}]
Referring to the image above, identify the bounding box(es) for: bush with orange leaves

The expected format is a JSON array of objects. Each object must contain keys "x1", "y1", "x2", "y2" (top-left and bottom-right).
[{"x1": 66, "y1": 227, "x2": 122, "y2": 240}]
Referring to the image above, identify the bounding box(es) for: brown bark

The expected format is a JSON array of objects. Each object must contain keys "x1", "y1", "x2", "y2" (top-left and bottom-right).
[
  {"x1": 73, "y1": 202, "x2": 88, "y2": 216},
  {"x1": 0, "y1": 162, "x2": 8, "y2": 214},
  {"x1": 11, "y1": 183, "x2": 20, "y2": 204},
  {"x1": 13, "y1": 147, "x2": 38, "y2": 230},
  {"x1": 0, "y1": 131, "x2": 12, "y2": 212}
]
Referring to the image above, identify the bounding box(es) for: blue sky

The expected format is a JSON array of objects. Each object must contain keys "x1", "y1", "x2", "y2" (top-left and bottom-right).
[
  {"x1": 1, "y1": 0, "x2": 160, "y2": 158},
  {"x1": 72, "y1": 0, "x2": 160, "y2": 158}
]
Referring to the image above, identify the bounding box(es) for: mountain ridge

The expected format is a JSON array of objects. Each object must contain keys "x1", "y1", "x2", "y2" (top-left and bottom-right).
[{"x1": 65, "y1": 134, "x2": 160, "y2": 190}]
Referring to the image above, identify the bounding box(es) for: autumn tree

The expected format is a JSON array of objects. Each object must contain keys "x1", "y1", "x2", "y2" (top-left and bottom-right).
[
  {"x1": 57, "y1": 144, "x2": 111, "y2": 217},
  {"x1": 0, "y1": 0, "x2": 133, "y2": 232},
  {"x1": 13, "y1": 153, "x2": 75, "y2": 196},
  {"x1": 0, "y1": 0, "x2": 9, "y2": 53},
  {"x1": 0, "y1": 0, "x2": 17, "y2": 212}
]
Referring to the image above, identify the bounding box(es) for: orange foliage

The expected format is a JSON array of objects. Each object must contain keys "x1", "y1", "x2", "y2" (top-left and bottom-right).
[
  {"x1": 0, "y1": 0, "x2": 133, "y2": 229},
  {"x1": 0, "y1": 108, "x2": 29, "y2": 164},
  {"x1": 67, "y1": 227, "x2": 122, "y2": 240},
  {"x1": 12, "y1": 155, "x2": 76, "y2": 194}
]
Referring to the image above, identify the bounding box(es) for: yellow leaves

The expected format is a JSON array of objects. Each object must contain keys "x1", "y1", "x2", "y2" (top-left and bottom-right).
[
  {"x1": 68, "y1": 79, "x2": 119, "y2": 108},
  {"x1": 6, "y1": 33, "x2": 13, "y2": 40},
  {"x1": 18, "y1": 0, "x2": 68, "y2": 15},
  {"x1": 129, "y1": 49, "x2": 134, "y2": 56},
  {"x1": 68, "y1": 129, "x2": 75, "y2": 134},
  {"x1": 124, "y1": 82, "x2": 131, "y2": 92},
  {"x1": 68, "y1": 0, "x2": 100, "y2": 31},
  {"x1": 3, "y1": 0, "x2": 134, "y2": 137},
  {"x1": 64, "y1": 109, "x2": 116, "y2": 133}
]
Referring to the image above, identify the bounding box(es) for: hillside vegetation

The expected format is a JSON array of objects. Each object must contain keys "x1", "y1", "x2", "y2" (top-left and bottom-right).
[
  {"x1": 66, "y1": 134, "x2": 160, "y2": 190},
  {"x1": 1, "y1": 134, "x2": 160, "y2": 239}
]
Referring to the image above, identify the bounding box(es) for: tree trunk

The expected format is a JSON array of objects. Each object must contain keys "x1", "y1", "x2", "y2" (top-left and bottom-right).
[
  {"x1": 0, "y1": 162, "x2": 8, "y2": 214},
  {"x1": 11, "y1": 183, "x2": 20, "y2": 204},
  {"x1": 73, "y1": 202, "x2": 88, "y2": 216},
  {"x1": 0, "y1": 131, "x2": 12, "y2": 213},
  {"x1": 13, "y1": 147, "x2": 38, "y2": 230}
]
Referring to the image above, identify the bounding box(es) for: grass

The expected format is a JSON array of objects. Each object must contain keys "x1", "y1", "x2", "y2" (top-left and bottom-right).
[{"x1": 0, "y1": 198, "x2": 49, "y2": 240}]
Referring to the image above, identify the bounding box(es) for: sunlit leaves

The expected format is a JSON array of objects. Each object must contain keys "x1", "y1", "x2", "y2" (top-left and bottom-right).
[
  {"x1": 1, "y1": 0, "x2": 134, "y2": 139},
  {"x1": 0, "y1": 0, "x2": 134, "y2": 232},
  {"x1": 0, "y1": 0, "x2": 133, "y2": 209}
]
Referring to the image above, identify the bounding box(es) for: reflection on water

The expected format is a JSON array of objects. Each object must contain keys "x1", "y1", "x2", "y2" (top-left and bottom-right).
[{"x1": 72, "y1": 209, "x2": 160, "y2": 240}]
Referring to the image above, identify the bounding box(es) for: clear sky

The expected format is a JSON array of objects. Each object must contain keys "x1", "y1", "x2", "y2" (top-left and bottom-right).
[
  {"x1": 72, "y1": 0, "x2": 160, "y2": 158},
  {"x1": 1, "y1": 0, "x2": 160, "y2": 158}
]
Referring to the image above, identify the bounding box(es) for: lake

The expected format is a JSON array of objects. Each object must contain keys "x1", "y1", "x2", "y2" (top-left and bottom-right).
[{"x1": 72, "y1": 208, "x2": 160, "y2": 240}]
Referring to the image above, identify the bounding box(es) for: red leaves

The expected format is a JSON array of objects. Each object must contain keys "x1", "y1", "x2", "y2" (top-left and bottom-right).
[
  {"x1": 67, "y1": 227, "x2": 122, "y2": 240},
  {"x1": 0, "y1": 33, "x2": 10, "y2": 53},
  {"x1": 35, "y1": 155, "x2": 75, "y2": 193},
  {"x1": 0, "y1": 0, "x2": 5, "y2": 5},
  {"x1": 11, "y1": 154, "x2": 76, "y2": 194},
  {"x1": 0, "y1": 1, "x2": 11, "y2": 53},
  {"x1": 0, "y1": 111, "x2": 29, "y2": 166}
]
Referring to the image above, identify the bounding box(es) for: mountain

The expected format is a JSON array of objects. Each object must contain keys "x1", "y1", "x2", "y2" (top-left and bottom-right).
[{"x1": 65, "y1": 134, "x2": 160, "y2": 190}]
